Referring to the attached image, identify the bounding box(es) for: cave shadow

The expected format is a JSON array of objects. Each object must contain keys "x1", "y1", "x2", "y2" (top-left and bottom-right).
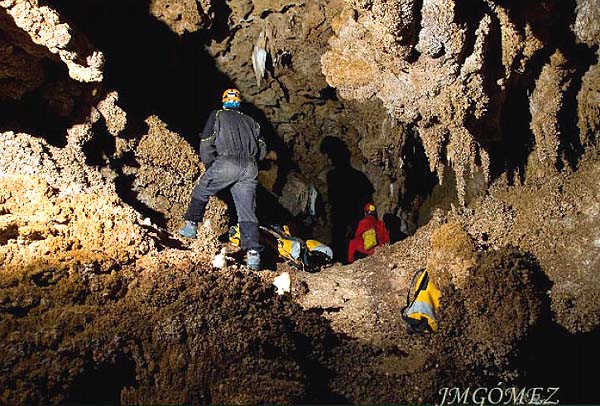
[
  {"x1": 490, "y1": 87, "x2": 535, "y2": 185},
  {"x1": 66, "y1": 355, "x2": 136, "y2": 405},
  {"x1": 86, "y1": 119, "x2": 189, "y2": 249},
  {"x1": 555, "y1": 49, "x2": 598, "y2": 171},
  {"x1": 487, "y1": 0, "x2": 597, "y2": 181},
  {"x1": 527, "y1": 0, "x2": 598, "y2": 172},
  {"x1": 0, "y1": 11, "x2": 88, "y2": 148},
  {"x1": 83, "y1": 118, "x2": 116, "y2": 167},
  {"x1": 320, "y1": 136, "x2": 374, "y2": 262},
  {"x1": 47, "y1": 0, "x2": 234, "y2": 143},
  {"x1": 291, "y1": 331, "x2": 351, "y2": 405},
  {"x1": 217, "y1": 184, "x2": 294, "y2": 231},
  {"x1": 513, "y1": 253, "x2": 600, "y2": 404},
  {"x1": 519, "y1": 322, "x2": 600, "y2": 404},
  {"x1": 243, "y1": 103, "x2": 298, "y2": 196},
  {"x1": 382, "y1": 213, "x2": 405, "y2": 243},
  {"x1": 399, "y1": 127, "x2": 438, "y2": 229}
]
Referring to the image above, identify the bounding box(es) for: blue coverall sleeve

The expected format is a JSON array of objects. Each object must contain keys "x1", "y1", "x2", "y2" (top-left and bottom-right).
[{"x1": 199, "y1": 111, "x2": 218, "y2": 167}]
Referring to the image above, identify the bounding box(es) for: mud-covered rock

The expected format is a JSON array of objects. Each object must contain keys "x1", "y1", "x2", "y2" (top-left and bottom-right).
[
  {"x1": 447, "y1": 248, "x2": 547, "y2": 367},
  {"x1": 0, "y1": 258, "x2": 348, "y2": 405}
]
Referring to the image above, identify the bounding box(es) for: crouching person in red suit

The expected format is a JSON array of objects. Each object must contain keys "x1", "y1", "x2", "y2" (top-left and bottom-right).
[{"x1": 347, "y1": 202, "x2": 390, "y2": 263}]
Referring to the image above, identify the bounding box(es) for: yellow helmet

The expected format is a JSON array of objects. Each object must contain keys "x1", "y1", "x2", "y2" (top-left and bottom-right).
[
  {"x1": 222, "y1": 88, "x2": 241, "y2": 104},
  {"x1": 364, "y1": 202, "x2": 376, "y2": 214}
]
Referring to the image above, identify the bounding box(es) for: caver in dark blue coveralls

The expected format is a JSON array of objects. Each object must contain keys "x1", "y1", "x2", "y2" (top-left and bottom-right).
[{"x1": 181, "y1": 90, "x2": 266, "y2": 267}]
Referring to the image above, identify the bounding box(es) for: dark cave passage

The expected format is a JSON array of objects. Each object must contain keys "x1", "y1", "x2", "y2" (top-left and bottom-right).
[
  {"x1": 48, "y1": 0, "x2": 232, "y2": 140},
  {"x1": 66, "y1": 356, "x2": 137, "y2": 405}
]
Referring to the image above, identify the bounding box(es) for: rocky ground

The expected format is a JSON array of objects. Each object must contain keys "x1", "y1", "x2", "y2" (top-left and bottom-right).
[{"x1": 1, "y1": 0, "x2": 599, "y2": 404}]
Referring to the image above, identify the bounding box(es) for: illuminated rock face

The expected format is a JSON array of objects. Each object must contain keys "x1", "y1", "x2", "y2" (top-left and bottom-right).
[
  {"x1": 149, "y1": 0, "x2": 213, "y2": 35},
  {"x1": 322, "y1": 0, "x2": 600, "y2": 203},
  {"x1": 1, "y1": 0, "x2": 103, "y2": 84}
]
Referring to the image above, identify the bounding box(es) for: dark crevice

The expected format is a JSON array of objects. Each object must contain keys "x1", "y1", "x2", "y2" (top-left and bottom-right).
[
  {"x1": 67, "y1": 355, "x2": 137, "y2": 405},
  {"x1": 320, "y1": 136, "x2": 374, "y2": 262},
  {"x1": 453, "y1": 0, "x2": 488, "y2": 68},
  {"x1": 319, "y1": 86, "x2": 338, "y2": 102},
  {"x1": 490, "y1": 84, "x2": 534, "y2": 185},
  {"x1": 466, "y1": 9, "x2": 505, "y2": 143},
  {"x1": 307, "y1": 306, "x2": 344, "y2": 316},
  {"x1": 553, "y1": 0, "x2": 598, "y2": 171},
  {"x1": 407, "y1": 0, "x2": 423, "y2": 58},
  {"x1": 203, "y1": 1, "x2": 232, "y2": 44},
  {"x1": 400, "y1": 127, "x2": 438, "y2": 230},
  {"x1": 519, "y1": 323, "x2": 600, "y2": 404},
  {"x1": 82, "y1": 120, "x2": 115, "y2": 167},
  {"x1": 0, "y1": 58, "x2": 86, "y2": 148}
]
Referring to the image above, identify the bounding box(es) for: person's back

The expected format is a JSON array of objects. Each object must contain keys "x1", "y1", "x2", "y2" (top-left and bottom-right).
[
  {"x1": 179, "y1": 88, "x2": 267, "y2": 270},
  {"x1": 200, "y1": 108, "x2": 263, "y2": 167}
]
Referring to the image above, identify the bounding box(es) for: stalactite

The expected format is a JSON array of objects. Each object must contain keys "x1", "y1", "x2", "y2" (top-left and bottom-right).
[
  {"x1": 252, "y1": 30, "x2": 269, "y2": 86},
  {"x1": 529, "y1": 50, "x2": 573, "y2": 168}
]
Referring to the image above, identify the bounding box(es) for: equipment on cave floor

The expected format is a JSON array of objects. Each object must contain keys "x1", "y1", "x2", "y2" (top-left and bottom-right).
[
  {"x1": 228, "y1": 224, "x2": 333, "y2": 272},
  {"x1": 401, "y1": 269, "x2": 441, "y2": 333},
  {"x1": 263, "y1": 224, "x2": 333, "y2": 272}
]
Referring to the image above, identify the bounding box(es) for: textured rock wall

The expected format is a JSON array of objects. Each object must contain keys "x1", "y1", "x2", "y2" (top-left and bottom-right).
[
  {"x1": 0, "y1": 0, "x2": 103, "y2": 84},
  {"x1": 132, "y1": 116, "x2": 228, "y2": 232},
  {"x1": 149, "y1": 0, "x2": 213, "y2": 35},
  {"x1": 321, "y1": 0, "x2": 599, "y2": 204}
]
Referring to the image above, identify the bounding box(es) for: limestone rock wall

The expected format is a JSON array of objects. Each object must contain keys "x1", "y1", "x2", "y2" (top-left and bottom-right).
[
  {"x1": 132, "y1": 116, "x2": 228, "y2": 232},
  {"x1": 0, "y1": 0, "x2": 103, "y2": 84},
  {"x1": 149, "y1": 0, "x2": 213, "y2": 35},
  {"x1": 321, "y1": 0, "x2": 599, "y2": 204}
]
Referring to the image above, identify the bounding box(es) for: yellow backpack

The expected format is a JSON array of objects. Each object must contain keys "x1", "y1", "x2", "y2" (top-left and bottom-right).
[
  {"x1": 402, "y1": 269, "x2": 441, "y2": 333},
  {"x1": 362, "y1": 228, "x2": 378, "y2": 250}
]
